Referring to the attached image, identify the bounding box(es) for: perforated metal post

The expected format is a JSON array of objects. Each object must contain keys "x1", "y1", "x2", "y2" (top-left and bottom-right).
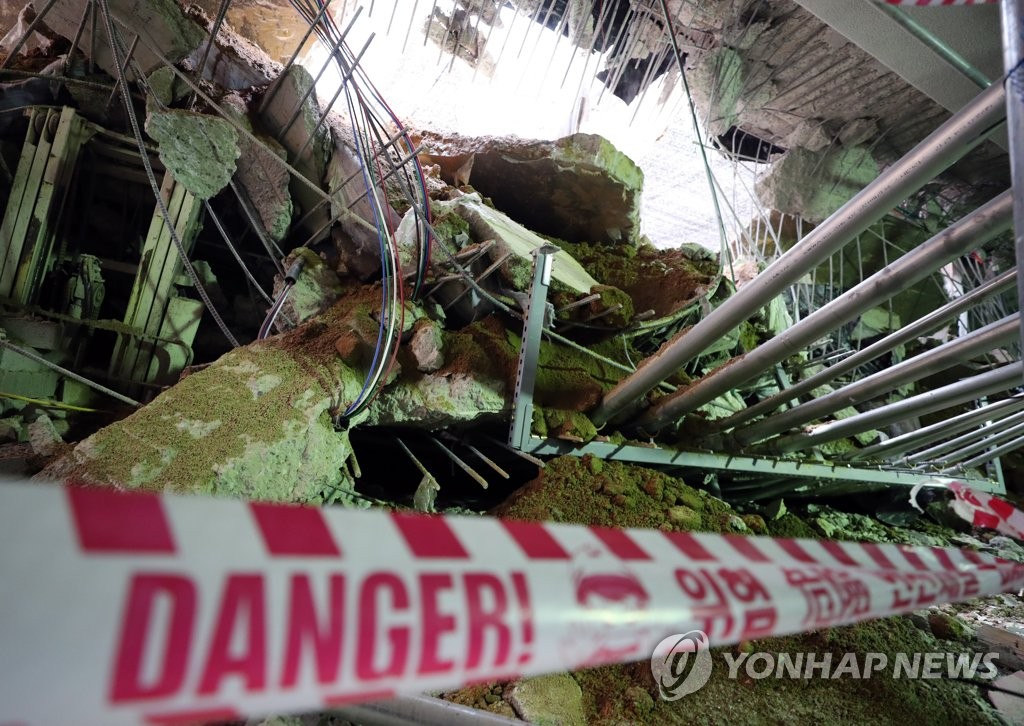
[{"x1": 509, "y1": 245, "x2": 558, "y2": 450}]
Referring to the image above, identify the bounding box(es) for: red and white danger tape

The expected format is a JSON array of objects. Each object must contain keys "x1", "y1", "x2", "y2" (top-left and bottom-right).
[
  {"x1": 950, "y1": 482, "x2": 1024, "y2": 539},
  {"x1": 880, "y1": 1, "x2": 998, "y2": 6},
  {"x1": 0, "y1": 481, "x2": 1022, "y2": 725}
]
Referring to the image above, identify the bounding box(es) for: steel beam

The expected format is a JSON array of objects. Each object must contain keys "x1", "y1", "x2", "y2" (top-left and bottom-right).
[
  {"x1": 849, "y1": 395, "x2": 1024, "y2": 462},
  {"x1": 1002, "y1": 0, "x2": 1024, "y2": 356},
  {"x1": 714, "y1": 267, "x2": 1017, "y2": 431},
  {"x1": 729, "y1": 313, "x2": 1018, "y2": 446},
  {"x1": 876, "y1": 3, "x2": 991, "y2": 89},
  {"x1": 592, "y1": 81, "x2": 1007, "y2": 428},
  {"x1": 517, "y1": 438, "x2": 998, "y2": 493},
  {"x1": 758, "y1": 362, "x2": 1024, "y2": 455},
  {"x1": 638, "y1": 190, "x2": 1013, "y2": 433}
]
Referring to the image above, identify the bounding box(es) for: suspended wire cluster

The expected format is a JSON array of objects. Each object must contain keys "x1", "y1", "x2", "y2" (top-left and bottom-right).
[{"x1": 288, "y1": 0, "x2": 433, "y2": 422}]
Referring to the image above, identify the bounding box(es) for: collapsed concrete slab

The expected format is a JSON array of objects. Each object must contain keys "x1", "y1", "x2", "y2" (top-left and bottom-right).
[
  {"x1": 144, "y1": 108, "x2": 240, "y2": 199},
  {"x1": 258, "y1": 65, "x2": 332, "y2": 242},
  {"x1": 448, "y1": 193, "x2": 600, "y2": 294},
  {"x1": 222, "y1": 93, "x2": 294, "y2": 243},
  {"x1": 756, "y1": 145, "x2": 880, "y2": 223},
  {"x1": 41, "y1": 0, "x2": 274, "y2": 90},
  {"x1": 40, "y1": 342, "x2": 360, "y2": 501},
  {"x1": 415, "y1": 131, "x2": 645, "y2": 245}
]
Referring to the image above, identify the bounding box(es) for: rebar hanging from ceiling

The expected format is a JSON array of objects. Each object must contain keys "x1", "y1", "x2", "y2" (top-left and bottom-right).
[{"x1": 287, "y1": 0, "x2": 434, "y2": 422}]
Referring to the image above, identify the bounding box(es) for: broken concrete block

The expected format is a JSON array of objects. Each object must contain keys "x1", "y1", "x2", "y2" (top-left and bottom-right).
[
  {"x1": 221, "y1": 94, "x2": 293, "y2": 242},
  {"x1": 27, "y1": 413, "x2": 63, "y2": 457},
  {"x1": 43, "y1": 0, "x2": 205, "y2": 77},
  {"x1": 147, "y1": 67, "x2": 190, "y2": 108},
  {"x1": 276, "y1": 248, "x2": 342, "y2": 325},
  {"x1": 145, "y1": 109, "x2": 240, "y2": 199},
  {"x1": 0, "y1": 417, "x2": 23, "y2": 443},
  {"x1": 450, "y1": 193, "x2": 599, "y2": 294},
  {"x1": 0, "y1": 3, "x2": 58, "y2": 56},
  {"x1": 39, "y1": 345, "x2": 360, "y2": 501},
  {"x1": 43, "y1": 0, "x2": 274, "y2": 92},
  {"x1": 363, "y1": 368, "x2": 507, "y2": 429},
  {"x1": 326, "y1": 139, "x2": 391, "y2": 279},
  {"x1": 783, "y1": 118, "x2": 833, "y2": 153},
  {"x1": 259, "y1": 65, "x2": 332, "y2": 242},
  {"x1": 756, "y1": 145, "x2": 879, "y2": 223},
  {"x1": 667, "y1": 504, "x2": 702, "y2": 530},
  {"x1": 839, "y1": 117, "x2": 880, "y2": 148},
  {"x1": 509, "y1": 674, "x2": 586, "y2": 726},
  {"x1": 689, "y1": 47, "x2": 775, "y2": 137},
  {"x1": 414, "y1": 131, "x2": 645, "y2": 245},
  {"x1": 182, "y1": 5, "x2": 277, "y2": 90},
  {"x1": 409, "y1": 320, "x2": 445, "y2": 373}
]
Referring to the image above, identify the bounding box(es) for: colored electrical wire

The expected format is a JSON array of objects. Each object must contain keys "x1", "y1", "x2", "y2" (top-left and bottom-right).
[
  {"x1": 258, "y1": 256, "x2": 306, "y2": 339},
  {"x1": 287, "y1": 0, "x2": 432, "y2": 420}
]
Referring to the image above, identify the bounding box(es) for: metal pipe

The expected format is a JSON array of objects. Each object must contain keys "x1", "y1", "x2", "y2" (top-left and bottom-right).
[
  {"x1": 730, "y1": 313, "x2": 1019, "y2": 446},
  {"x1": 0, "y1": 337, "x2": 141, "y2": 408},
  {"x1": 920, "y1": 414, "x2": 1024, "y2": 468},
  {"x1": 333, "y1": 694, "x2": 523, "y2": 726},
  {"x1": 877, "y1": 2, "x2": 990, "y2": 89},
  {"x1": 903, "y1": 406, "x2": 1024, "y2": 465},
  {"x1": 640, "y1": 190, "x2": 1014, "y2": 432},
  {"x1": 1001, "y1": 0, "x2": 1024, "y2": 356},
  {"x1": 756, "y1": 362, "x2": 1024, "y2": 455},
  {"x1": 592, "y1": 81, "x2": 1008, "y2": 427},
  {"x1": 849, "y1": 395, "x2": 1024, "y2": 462},
  {"x1": 464, "y1": 442, "x2": 510, "y2": 479},
  {"x1": 942, "y1": 432, "x2": 1024, "y2": 473},
  {"x1": 429, "y1": 437, "x2": 489, "y2": 489},
  {"x1": 715, "y1": 267, "x2": 1017, "y2": 431}
]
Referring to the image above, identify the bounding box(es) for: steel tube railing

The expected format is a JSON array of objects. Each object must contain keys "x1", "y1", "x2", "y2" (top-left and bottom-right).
[
  {"x1": 757, "y1": 362, "x2": 1024, "y2": 455},
  {"x1": 942, "y1": 432, "x2": 1024, "y2": 473},
  {"x1": 728, "y1": 313, "x2": 1018, "y2": 446},
  {"x1": 903, "y1": 406, "x2": 1024, "y2": 465},
  {"x1": 713, "y1": 268, "x2": 1017, "y2": 431},
  {"x1": 592, "y1": 81, "x2": 1007, "y2": 427},
  {"x1": 927, "y1": 416, "x2": 1024, "y2": 468},
  {"x1": 639, "y1": 190, "x2": 1013, "y2": 432},
  {"x1": 848, "y1": 395, "x2": 1024, "y2": 462}
]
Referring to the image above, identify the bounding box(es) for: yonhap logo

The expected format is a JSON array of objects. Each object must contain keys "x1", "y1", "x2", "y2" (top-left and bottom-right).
[
  {"x1": 650, "y1": 630, "x2": 713, "y2": 700},
  {"x1": 650, "y1": 633, "x2": 1001, "y2": 701}
]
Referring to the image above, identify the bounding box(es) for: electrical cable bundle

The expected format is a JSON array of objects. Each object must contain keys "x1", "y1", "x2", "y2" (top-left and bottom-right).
[{"x1": 287, "y1": 1, "x2": 433, "y2": 422}]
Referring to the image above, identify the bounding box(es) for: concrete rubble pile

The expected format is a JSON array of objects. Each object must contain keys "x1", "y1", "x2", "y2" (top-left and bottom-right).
[{"x1": 0, "y1": 1, "x2": 1022, "y2": 724}]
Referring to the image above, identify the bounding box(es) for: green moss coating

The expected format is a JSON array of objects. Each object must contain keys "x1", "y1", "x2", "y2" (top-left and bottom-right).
[
  {"x1": 543, "y1": 409, "x2": 598, "y2": 442},
  {"x1": 493, "y1": 456, "x2": 738, "y2": 534},
  {"x1": 56, "y1": 345, "x2": 355, "y2": 502}
]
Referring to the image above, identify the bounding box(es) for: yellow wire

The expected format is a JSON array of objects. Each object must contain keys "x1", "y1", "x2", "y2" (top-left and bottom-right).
[{"x1": 0, "y1": 391, "x2": 101, "y2": 413}]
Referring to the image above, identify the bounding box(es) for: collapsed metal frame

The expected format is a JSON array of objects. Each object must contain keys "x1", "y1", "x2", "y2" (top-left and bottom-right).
[
  {"x1": 3, "y1": 1, "x2": 1021, "y2": 490},
  {"x1": 498, "y1": 2, "x2": 1024, "y2": 496},
  {"x1": 521, "y1": 0, "x2": 1024, "y2": 488},
  {"x1": 505, "y1": 245, "x2": 998, "y2": 498}
]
